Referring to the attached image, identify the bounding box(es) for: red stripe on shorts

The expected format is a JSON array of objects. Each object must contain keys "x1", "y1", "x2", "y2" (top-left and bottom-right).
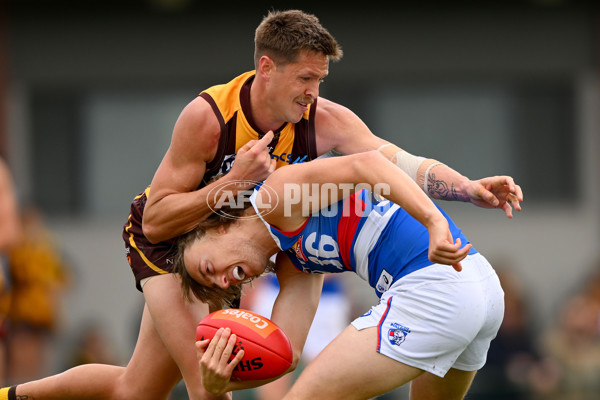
[{"x1": 377, "y1": 297, "x2": 393, "y2": 352}]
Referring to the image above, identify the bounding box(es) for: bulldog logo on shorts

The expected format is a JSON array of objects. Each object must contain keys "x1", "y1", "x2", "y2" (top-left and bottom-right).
[{"x1": 388, "y1": 323, "x2": 411, "y2": 346}]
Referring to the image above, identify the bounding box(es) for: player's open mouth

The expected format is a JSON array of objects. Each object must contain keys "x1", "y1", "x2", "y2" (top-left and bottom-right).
[
  {"x1": 233, "y1": 266, "x2": 246, "y2": 281},
  {"x1": 296, "y1": 98, "x2": 312, "y2": 109}
]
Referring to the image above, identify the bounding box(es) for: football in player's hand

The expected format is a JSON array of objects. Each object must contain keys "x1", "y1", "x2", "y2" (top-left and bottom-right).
[{"x1": 196, "y1": 308, "x2": 293, "y2": 380}]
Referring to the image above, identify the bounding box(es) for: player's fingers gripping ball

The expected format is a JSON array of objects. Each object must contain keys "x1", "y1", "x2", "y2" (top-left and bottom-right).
[{"x1": 196, "y1": 308, "x2": 293, "y2": 380}]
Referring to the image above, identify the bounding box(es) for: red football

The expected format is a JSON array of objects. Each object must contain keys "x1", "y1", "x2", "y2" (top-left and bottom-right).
[{"x1": 196, "y1": 308, "x2": 293, "y2": 380}]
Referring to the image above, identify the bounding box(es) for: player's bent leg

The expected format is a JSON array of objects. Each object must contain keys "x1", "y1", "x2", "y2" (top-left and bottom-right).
[
  {"x1": 409, "y1": 368, "x2": 477, "y2": 400},
  {"x1": 10, "y1": 273, "x2": 216, "y2": 400},
  {"x1": 142, "y1": 273, "x2": 221, "y2": 400},
  {"x1": 283, "y1": 326, "x2": 423, "y2": 400},
  {"x1": 12, "y1": 364, "x2": 126, "y2": 399},
  {"x1": 113, "y1": 303, "x2": 182, "y2": 399},
  {"x1": 11, "y1": 300, "x2": 182, "y2": 400}
]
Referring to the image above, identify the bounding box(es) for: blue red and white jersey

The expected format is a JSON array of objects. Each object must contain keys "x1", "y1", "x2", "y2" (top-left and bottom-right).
[{"x1": 251, "y1": 188, "x2": 478, "y2": 298}]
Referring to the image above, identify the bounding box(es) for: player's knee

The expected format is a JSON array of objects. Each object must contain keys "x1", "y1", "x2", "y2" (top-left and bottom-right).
[{"x1": 110, "y1": 376, "x2": 174, "y2": 400}]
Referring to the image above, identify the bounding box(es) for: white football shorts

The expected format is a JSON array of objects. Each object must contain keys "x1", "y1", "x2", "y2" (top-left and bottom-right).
[{"x1": 351, "y1": 253, "x2": 504, "y2": 377}]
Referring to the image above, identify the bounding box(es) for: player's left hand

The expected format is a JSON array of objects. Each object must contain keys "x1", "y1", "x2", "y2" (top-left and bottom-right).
[
  {"x1": 466, "y1": 176, "x2": 523, "y2": 218},
  {"x1": 196, "y1": 327, "x2": 244, "y2": 396}
]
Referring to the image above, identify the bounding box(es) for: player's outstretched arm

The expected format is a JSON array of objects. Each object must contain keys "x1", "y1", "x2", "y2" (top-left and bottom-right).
[
  {"x1": 262, "y1": 151, "x2": 470, "y2": 270},
  {"x1": 377, "y1": 144, "x2": 523, "y2": 218},
  {"x1": 315, "y1": 98, "x2": 522, "y2": 218}
]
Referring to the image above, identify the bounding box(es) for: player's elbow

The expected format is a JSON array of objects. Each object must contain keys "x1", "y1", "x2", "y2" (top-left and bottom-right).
[
  {"x1": 287, "y1": 345, "x2": 306, "y2": 373},
  {"x1": 365, "y1": 149, "x2": 388, "y2": 164},
  {"x1": 351, "y1": 150, "x2": 388, "y2": 176},
  {"x1": 289, "y1": 354, "x2": 301, "y2": 372},
  {"x1": 142, "y1": 219, "x2": 162, "y2": 244}
]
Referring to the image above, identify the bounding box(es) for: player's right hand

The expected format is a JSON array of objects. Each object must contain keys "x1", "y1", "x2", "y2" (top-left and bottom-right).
[
  {"x1": 466, "y1": 175, "x2": 523, "y2": 218},
  {"x1": 196, "y1": 327, "x2": 244, "y2": 396},
  {"x1": 230, "y1": 130, "x2": 277, "y2": 183}
]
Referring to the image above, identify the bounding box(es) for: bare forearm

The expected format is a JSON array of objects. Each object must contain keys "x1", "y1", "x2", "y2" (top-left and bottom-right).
[
  {"x1": 357, "y1": 152, "x2": 446, "y2": 229},
  {"x1": 376, "y1": 142, "x2": 523, "y2": 217},
  {"x1": 143, "y1": 175, "x2": 254, "y2": 243},
  {"x1": 377, "y1": 143, "x2": 472, "y2": 202},
  {"x1": 416, "y1": 161, "x2": 471, "y2": 202},
  {"x1": 142, "y1": 190, "x2": 215, "y2": 243}
]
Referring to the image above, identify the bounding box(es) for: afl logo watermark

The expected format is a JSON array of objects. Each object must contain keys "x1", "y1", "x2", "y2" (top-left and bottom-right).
[
  {"x1": 388, "y1": 323, "x2": 411, "y2": 346},
  {"x1": 207, "y1": 180, "x2": 279, "y2": 220}
]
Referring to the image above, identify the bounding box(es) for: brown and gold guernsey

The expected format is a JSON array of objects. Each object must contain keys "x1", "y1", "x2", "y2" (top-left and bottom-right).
[
  {"x1": 123, "y1": 71, "x2": 319, "y2": 291},
  {"x1": 199, "y1": 70, "x2": 318, "y2": 186}
]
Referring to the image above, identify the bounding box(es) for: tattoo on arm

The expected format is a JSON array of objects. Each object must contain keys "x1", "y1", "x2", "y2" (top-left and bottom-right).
[
  {"x1": 17, "y1": 396, "x2": 34, "y2": 400},
  {"x1": 427, "y1": 173, "x2": 467, "y2": 201},
  {"x1": 427, "y1": 172, "x2": 451, "y2": 199}
]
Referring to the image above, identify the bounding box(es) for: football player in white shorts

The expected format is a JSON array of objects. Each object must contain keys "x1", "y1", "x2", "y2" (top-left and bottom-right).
[{"x1": 177, "y1": 150, "x2": 517, "y2": 399}]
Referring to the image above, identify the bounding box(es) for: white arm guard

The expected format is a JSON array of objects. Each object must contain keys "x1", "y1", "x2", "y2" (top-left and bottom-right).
[
  {"x1": 391, "y1": 150, "x2": 426, "y2": 182},
  {"x1": 377, "y1": 144, "x2": 425, "y2": 182},
  {"x1": 377, "y1": 144, "x2": 445, "y2": 195}
]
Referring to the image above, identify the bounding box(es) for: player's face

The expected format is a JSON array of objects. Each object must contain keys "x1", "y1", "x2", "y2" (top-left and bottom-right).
[
  {"x1": 183, "y1": 228, "x2": 269, "y2": 289},
  {"x1": 268, "y1": 51, "x2": 329, "y2": 123}
]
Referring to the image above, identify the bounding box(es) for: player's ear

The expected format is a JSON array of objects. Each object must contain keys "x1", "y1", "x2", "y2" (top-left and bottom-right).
[{"x1": 258, "y1": 56, "x2": 274, "y2": 79}]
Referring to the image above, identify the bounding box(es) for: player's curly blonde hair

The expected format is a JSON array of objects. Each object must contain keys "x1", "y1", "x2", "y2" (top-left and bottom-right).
[{"x1": 254, "y1": 9, "x2": 343, "y2": 67}]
